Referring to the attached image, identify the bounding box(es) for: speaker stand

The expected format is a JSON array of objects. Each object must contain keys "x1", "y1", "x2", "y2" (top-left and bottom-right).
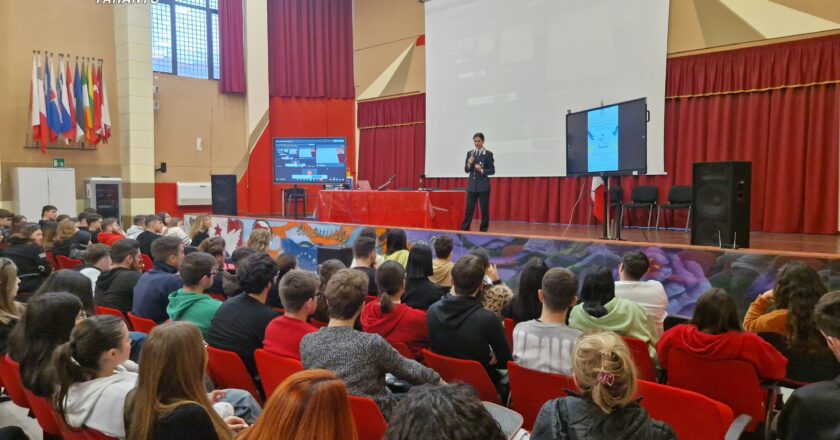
[{"x1": 600, "y1": 174, "x2": 624, "y2": 241}]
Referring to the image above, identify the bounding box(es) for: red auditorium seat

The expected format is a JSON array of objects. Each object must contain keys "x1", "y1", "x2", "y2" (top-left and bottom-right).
[
  {"x1": 25, "y1": 389, "x2": 65, "y2": 439},
  {"x1": 0, "y1": 354, "x2": 29, "y2": 409},
  {"x1": 254, "y1": 349, "x2": 303, "y2": 398},
  {"x1": 45, "y1": 251, "x2": 59, "y2": 270},
  {"x1": 95, "y1": 306, "x2": 132, "y2": 330},
  {"x1": 348, "y1": 395, "x2": 388, "y2": 440},
  {"x1": 57, "y1": 255, "x2": 83, "y2": 269},
  {"x1": 140, "y1": 254, "x2": 153, "y2": 273},
  {"x1": 503, "y1": 318, "x2": 515, "y2": 349},
  {"x1": 127, "y1": 312, "x2": 157, "y2": 334},
  {"x1": 507, "y1": 361, "x2": 577, "y2": 430},
  {"x1": 422, "y1": 349, "x2": 500, "y2": 404},
  {"x1": 388, "y1": 340, "x2": 415, "y2": 360},
  {"x1": 206, "y1": 346, "x2": 263, "y2": 404},
  {"x1": 622, "y1": 336, "x2": 657, "y2": 382}
]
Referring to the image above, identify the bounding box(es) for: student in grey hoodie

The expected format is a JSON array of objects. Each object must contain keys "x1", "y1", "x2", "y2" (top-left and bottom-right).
[{"x1": 125, "y1": 214, "x2": 146, "y2": 240}]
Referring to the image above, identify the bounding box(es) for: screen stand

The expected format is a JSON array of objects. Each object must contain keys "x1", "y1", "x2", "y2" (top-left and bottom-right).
[{"x1": 601, "y1": 174, "x2": 624, "y2": 241}]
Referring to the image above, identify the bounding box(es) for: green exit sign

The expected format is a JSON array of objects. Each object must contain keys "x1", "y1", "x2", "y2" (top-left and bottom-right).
[{"x1": 52, "y1": 158, "x2": 65, "y2": 168}]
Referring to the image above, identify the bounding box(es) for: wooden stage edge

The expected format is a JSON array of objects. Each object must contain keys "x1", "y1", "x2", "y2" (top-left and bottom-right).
[{"x1": 219, "y1": 212, "x2": 840, "y2": 259}]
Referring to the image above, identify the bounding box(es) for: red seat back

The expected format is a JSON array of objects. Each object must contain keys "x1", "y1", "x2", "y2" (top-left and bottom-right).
[
  {"x1": 95, "y1": 306, "x2": 131, "y2": 330},
  {"x1": 667, "y1": 349, "x2": 766, "y2": 431},
  {"x1": 206, "y1": 346, "x2": 263, "y2": 404},
  {"x1": 421, "y1": 349, "x2": 501, "y2": 404},
  {"x1": 140, "y1": 254, "x2": 153, "y2": 273},
  {"x1": 254, "y1": 349, "x2": 303, "y2": 398},
  {"x1": 348, "y1": 395, "x2": 387, "y2": 440},
  {"x1": 388, "y1": 340, "x2": 415, "y2": 360},
  {"x1": 0, "y1": 354, "x2": 29, "y2": 409},
  {"x1": 636, "y1": 379, "x2": 734, "y2": 440},
  {"x1": 507, "y1": 361, "x2": 577, "y2": 430},
  {"x1": 622, "y1": 336, "x2": 657, "y2": 382},
  {"x1": 24, "y1": 389, "x2": 63, "y2": 437},
  {"x1": 45, "y1": 251, "x2": 59, "y2": 270},
  {"x1": 127, "y1": 312, "x2": 157, "y2": 334},
  {"x1": 57, "y1": 255, "x2": 83, "y2": 269},
  {"x1": 207, "y1": 293, "x2": 226, "y2": 302},
  {"x1": 503, "y1": 318, "x2": 515, "y2": 349}
]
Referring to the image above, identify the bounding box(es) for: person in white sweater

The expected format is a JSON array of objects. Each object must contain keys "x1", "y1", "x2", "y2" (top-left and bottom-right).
[{"x1": 614, "y1": 251, "x2": 668, "y2": 335}]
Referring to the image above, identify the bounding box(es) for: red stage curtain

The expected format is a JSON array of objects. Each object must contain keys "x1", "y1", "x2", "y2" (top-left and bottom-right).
[
  {"x1": 357, "y1": 94, "x2": 426, "y2": 190},
  {"x1": 267, "y1": 0, "x2": 354, "y2": 99},
  {"x1": 218, "y1": 0, "x2": 245, "y2": 94}
]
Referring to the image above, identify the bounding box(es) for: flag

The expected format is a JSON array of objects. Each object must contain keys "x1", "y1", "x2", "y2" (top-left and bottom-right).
[
  {"x1": 57, "y1": 58, "x2": 73, "y2": 139},
  {"x1": 82, "y1": 60, "x2": 92, "y2": 143},
  {"x1": 92, "y1": 62, "x2": 102, "y2": 146},
  {"x1": 45, "y1": 54, "x2": 62, "y2": 142},
  {"x1": 30, "y1": 53, "x2": 46, "y2": 150},
  {"x1": 101, "y1": 69, "x2": 111, "y2": 143},
  {"x1": 65, "y1": 58, "x2": 77, "y2": 142},
  {"x1": 592, "y1": 176, "x2": 605, "y2": 222},
  {"x1": 73, "y1": 61, "x2": 85, "y2": 142}
]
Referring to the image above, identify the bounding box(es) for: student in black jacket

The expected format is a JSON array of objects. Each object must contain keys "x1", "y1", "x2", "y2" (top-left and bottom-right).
[
  {"x1": 136, "y1": 215, "x2": 164, "y2": 256},
  {"x1": 426, "y1": 254, "x2": 511, "y2": 399},
  {"x1": 52, "y1": 218, "x2": 91, "y2": 258},
  {"x1": 95, "y1": 239, "x2": 143, "y2": 313},
  {"x1": 1, "y1": 223, "x2": 51, "y2": 295},
  {"x1": 403, "y1": 243, "x2": 443, "y2": 310}
]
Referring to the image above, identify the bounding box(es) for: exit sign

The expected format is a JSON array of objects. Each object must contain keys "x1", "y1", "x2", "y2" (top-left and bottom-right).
[{"x1": 52, "y1": 158, "x2": 65, "y2": 168}]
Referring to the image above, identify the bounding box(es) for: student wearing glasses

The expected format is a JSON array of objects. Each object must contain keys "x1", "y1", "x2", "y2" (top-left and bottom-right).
[{"x1": 166, "y1": 252, "x2": 223, "y2": 335}]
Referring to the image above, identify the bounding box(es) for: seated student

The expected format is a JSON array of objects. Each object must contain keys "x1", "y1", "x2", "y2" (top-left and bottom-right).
[
  {"x1": 97, "y1": 218, "x2": 127, "y2": 247},
  {"x1": 53, "y1": 315, "x2": 135, "y2": 438},
  {"x1": 125, "y1": 322, "x2": 248, "y2": 440},
  {"x1": 383, "y1": 229, "x2": 409, "y2": 267},
  {"x1": 237, "y1": 370, "x2": 357, "y2": 440},
  {"x1": 503, "y1": 257, "x2": 549, "y2": 323},
  {"x1": 429, "y1": 235, "x2": 455, "y2": 290},
  {"x1": 156, "y1": 211, "x2": 172, "y2": 229},
  {"x1": 166, "y1": 252, "x2": 223, "y2": 334},
  {"x1": 531, "y1": 330, "x2": 676, "y2": 440},
  {"x1": 513, "y1": 267, "x2": 582, "y2": 376},
  {"x1": 125, "y1": 215, "x2": 146, "y2": 240},
  {"x1": 359, "y1": 226, "x2": 385, "y2": 266},
  {"x1": 300, "y1": 269, "x2": 441, "y2": 420},
  {"x1": 0, "y1": 209, "x2": 14, "y2": 243},
  {"x1": 245, "y1": 228, "x2": 271, "y2": 253},
  {"x1": 778, "y1": 291, "x2": 840, "y2": 440},
  {"x1": 34, "y1": 269, "x2": 96, "y2": 316},
  {"x1": 77, "y1": 243, "x2": 111, "y2": 292},
  {"x1": 198, "y1": 236, "x2": 227, "y2": 297},
  {"x1": 0, "y1": 258, "x2": 24, "y2": 355},
  {"x1": 267, "y1": 252, "x2": 298, "y2": 308},
  {"x1": 132, "y1": 236, "x2": 184, "y2": 323},
  {"x1": 189, "y1": 214, "x2": 213, "y2": 247},
  {"x1": 221, "y1": 247, "x2": 257, "y2": 297},
  {"x1": 206, "y1": 253, "x2": 280, "y2": 377},
  {"x1": 85, "y1": 213, "x2": 103, "y2": 244},
  {"x1": 384, "y1": 384, "x2": 508, "y2": 440},
  {"x1": 163, "y1": 217, "x2": 189, "y2": 244},
  {"x1": 42, "y1": 220, "x2": 59, "y2": 252},
  {"x1": 403, "y1": 244, "x2": 444, "y2": 311},
  {"x1": 96, "y1": 239, "x2": 143, "y2": 313},
  {"x1": 351, "y1": 236, "x2": 379, "y2": 296},
  {"x1": 362, "y1": 261, "x2": 429, "y2": 359},
  {"x1": 427, "y1": 255, "x2": 512, "y2": 396},
  {"x1": 569, "y1": 266, "x2": 659, "y2": 359},
  {"x1": 614, "y1": 251, "x2": 668, "y2": 335},
  {"x1": 38, "y1": 204, "x2": 57, "y2": 229},
  {"x1": 52, "y1": 218, "x2": 91, "y2": 258},
  {"x1": 263, "y1": 270, "x2": 319, "y2": 360},
  {"x1": 744, "y1": 261, "x2": 826, "y2": 336},
  {"x1": 656, "y1": 288, "x2": 787, "y2": 380},
  {"x1": 1, "y1": 223, "x2": 51, "y2": 295},
  {"x1": 466, "y1": 247, "x2": 514, "y2": 316},
  {"x1": 136, "y1": 215, "x2": 164, "y2": 256},
  {"x1": 310, "y1": 259, "x2": 345, "y2": 323}
]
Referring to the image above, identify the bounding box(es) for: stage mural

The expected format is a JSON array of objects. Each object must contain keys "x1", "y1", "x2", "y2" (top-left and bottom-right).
[{"x1": 189, "y1": 215, "x2": 840, "y2": 318}]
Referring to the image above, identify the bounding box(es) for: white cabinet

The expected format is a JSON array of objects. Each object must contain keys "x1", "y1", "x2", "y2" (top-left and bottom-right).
[{"x1": 11, "y1": 168, "x2": 77, "y2": 221}]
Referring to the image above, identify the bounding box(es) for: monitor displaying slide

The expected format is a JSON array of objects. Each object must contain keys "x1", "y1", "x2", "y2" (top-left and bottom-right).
[
  {"x1": 566, "y1": 98, "x2": 647, "y2": 176},
  {"x1": 273, "y1": 138, "x2": 347, "y2": 184}
]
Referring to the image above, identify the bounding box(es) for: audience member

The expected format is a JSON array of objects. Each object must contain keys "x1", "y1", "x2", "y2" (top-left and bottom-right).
[
  {"x1": 197, "y1": 236, "x2": 227, "y2": 295},
  {"x1": 125, "y1": 322, "x2": 248, "y2": 440},
  {"x1": 656, "y1": 288, "x2": 787, "y2": 380},
  {"x1": 744, "y1": 261, "x2": 827, "y2": 336},
  {"x1": 206, "y1": 253, "x2": 280, "y2": 376},
  {"x1": 167, "y1": 252, "x2": 223, "y2": 334},
  {"x1": 85, "y1": 213, "x2": 103, "y2": 244},
  {"x1": 311, "y1": 259, "x2": 345, "y2": 323},
  {"x1": 237, "y1": 370, "x2": 358, "y2": 440},
  {"x1": 39, "y1": 205, "x2": 57, "y2": 229},
  {"x1": 427, "y1": 254, "x2": 511, "y2": 398},
  {"x1": 403, "y1": 243, "x2": 443, "y2": 311},
  {"x1": 11, "y1": 215, "x2": 27, "y2": 229},
  {"x1": 268, "y1": 252, "x2": 298, "y2": 308},
  {"x1": 132, "y1": 236, "x2": 184, "y2": 323},
  {"x1": 569, "y1": 266, "x2": 659, "y2": 358},
  {"x1": 222, "y1": 247, "x2": 257, "y2": 297},
  {"x1": 362, "y1": 261, "x2": 429, "y2": 359},
  {"x1": 41, "y1": 220, "x2": 59, "y2": 251},
  {"x1": 513, "y1": 267, "x2": 581, "y2": 375},
  {"x1": 263, "y1": 270, "x2": 319, "y2": 360},
  {"x1": 125, "y1": 215, "x2": 146, "y2": 240},
  {"x1": 53, "y1": 315, "x2": 135, "y2": 438},
  {"x1": 33, "y1": 269, "x2": 96, "y2": 316},
  {"x1": 384, "y1": 384, "x2": 507, "y2": 440},
  {"x1": 351, "y1": 236, "x2": 379, "y2": 296},
  {"x1": 52, "y1": 218, "x2": 91, "y2": 258},
  {"x1": 246, "y1": 228, "x2": 272, "y2": 253},
  {"x1": 156, "y1": 211, "x2": 172, "y2": 227},
  {"x1": 163, "y1": 217, "x2": 189, "y2": 243},
  {"x1": 0, "y1": 258, "x2": 24, "y2": 355},
  {"x1": 136, "y1": 215, "x2": 164, "y2": 256},
  {"x1": 465, "y1": 247, "x2": 514, "y2": 315},
  {"x1": 503, "y1": 257, "x2": 549, "y2": 323},
  {"x1": 189, "y1": 214, "x2": 213, "y2": 247},
  {"x1": 359, "y1": 226, "x2": 385, "y2": 266},
  {"x1": 97, "y1": 218, "x2": 127, "y2": 246},
  {"x1": 300, "y1": 269, "x2": 441, "y2": 420},
  {"x1": 383, "y1": 228, "x2": 409, "y2": 267},
  {"x1": 96, "y1": 239, "x2": 143, "y2": 313},
  {"x1": 531, "y1": 330, "x2": 676, "y2": 440},
  {"x1": 78, "y1": 243, "x2": 111, "y2": 291},
  {"x1": 2, "y1": 223, "x2": 51, "y2": 294},
  {"x1": 614, "y1": 251, "x2": 668, "y2": 335},
  {"x1": 56, "y1": 214, "x2": 72, "y2": 223},
  {"x1": 429, "y1": 235, "x2": 455, "y2": 290},
  {"x1": 0, "y1": 209, "x2": 14, "y2": 242},
  {"x1": 777, "y1": 291, "x2": 840, "y2": 439}
]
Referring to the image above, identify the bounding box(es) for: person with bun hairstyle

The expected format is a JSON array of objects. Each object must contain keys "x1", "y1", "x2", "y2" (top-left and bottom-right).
[{"x1": 531, "y1": 330, "x2": 676, "y2": 440}]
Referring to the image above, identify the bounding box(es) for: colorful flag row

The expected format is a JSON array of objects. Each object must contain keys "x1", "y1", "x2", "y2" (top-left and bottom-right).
[{"x1": 29, "y1": 52, "x2": 111, "y2": 153}]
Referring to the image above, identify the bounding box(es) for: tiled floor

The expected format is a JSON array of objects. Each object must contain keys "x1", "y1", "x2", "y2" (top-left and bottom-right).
[{"x1": 0, "y1": 400, "x2": 42, "y2": 440}]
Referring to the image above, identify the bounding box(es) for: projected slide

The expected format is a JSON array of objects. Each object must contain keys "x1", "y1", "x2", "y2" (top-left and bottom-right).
[
  {"x1": 587, "y1": 106, "x2": 619, "y2": 172},
  {"x1": 273, "y1": 138, "x2": 347, "y2": 184}
]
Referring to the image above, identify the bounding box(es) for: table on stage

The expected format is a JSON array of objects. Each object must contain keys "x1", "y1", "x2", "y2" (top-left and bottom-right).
[{"x1": 317, "y1": 190, "x2": 466, "y2": 230}]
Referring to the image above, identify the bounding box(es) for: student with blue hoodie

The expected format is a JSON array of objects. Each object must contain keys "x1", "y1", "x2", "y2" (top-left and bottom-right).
[
  {"x1": 132, "y1": 236, "x2": 184, "y2": 323},
  {"x1": 167, "y1": 252, "x2": 223, "y2": 334}
]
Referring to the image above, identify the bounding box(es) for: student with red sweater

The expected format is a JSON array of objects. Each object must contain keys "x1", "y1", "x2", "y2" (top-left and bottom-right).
[
  {"x1": 656, "y1": 288, "x2": 787, "y2": 381},
  {"x1": 97, "y1": 218, "x2": 127, "y2": 247},
  {"x1": 361, "y1": 261, "x2": 429, "y2": 360},
  {"x1": 263, "y1": 270, "x2": 319, "y2": 360}
]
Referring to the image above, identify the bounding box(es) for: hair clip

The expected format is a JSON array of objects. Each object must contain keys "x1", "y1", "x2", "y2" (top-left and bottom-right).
[
  {"x1": 596, "y1": 371, "x2": 614, "y2": 387},
  {"x1": 70, "y1": 356, "x2": 82, "y2": 367}
]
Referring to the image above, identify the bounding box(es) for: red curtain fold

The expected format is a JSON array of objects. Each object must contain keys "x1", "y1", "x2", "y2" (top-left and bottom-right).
[
  {"x1": 267, "y1": 0, "x2": 354, "y2": 99},
  {"x1": 218, "y1": 0, "x2": 246, "y2": 94}
]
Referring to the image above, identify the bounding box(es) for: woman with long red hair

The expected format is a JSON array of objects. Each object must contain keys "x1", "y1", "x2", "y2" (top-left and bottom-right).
[{"x1": 237, "y1": 369, "x2": 358, "y2": 440}]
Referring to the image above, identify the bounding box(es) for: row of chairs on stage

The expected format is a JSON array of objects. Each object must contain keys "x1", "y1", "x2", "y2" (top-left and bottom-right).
[{"x1": 587, "y1": 185, "x2": 693, "y2": 231}]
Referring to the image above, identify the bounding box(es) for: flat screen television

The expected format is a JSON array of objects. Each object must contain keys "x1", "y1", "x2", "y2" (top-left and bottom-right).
[
  {"x1": 273, "y1": 137, "x2": 348, "y2": 184},
  {"x1": 566, "y1": 98, "x2": 648, "y2": 176}
]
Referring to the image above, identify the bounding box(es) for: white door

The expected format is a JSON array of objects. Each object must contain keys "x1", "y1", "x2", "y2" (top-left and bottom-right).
[{"x1": 47, "y1": 169, "x2": 77, "y2": 217}]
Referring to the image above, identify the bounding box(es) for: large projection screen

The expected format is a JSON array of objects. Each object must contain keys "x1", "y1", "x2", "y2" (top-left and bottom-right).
[{"x1": 425, "y1": 0, "x2": 669, "y2": 178}]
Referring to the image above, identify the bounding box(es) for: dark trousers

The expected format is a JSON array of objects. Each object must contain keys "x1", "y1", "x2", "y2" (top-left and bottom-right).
[{"x1": 461, "y1": 191, "x2": 491, "y2": 231}]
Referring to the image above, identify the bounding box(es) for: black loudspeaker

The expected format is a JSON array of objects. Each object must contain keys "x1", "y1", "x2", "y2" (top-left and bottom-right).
[
  {"x1": 211, "y1": 175, "x2": 238, "y2": 216},
  {"x1": 691, "y1": 162, "x2": 751, "y2": 248}
]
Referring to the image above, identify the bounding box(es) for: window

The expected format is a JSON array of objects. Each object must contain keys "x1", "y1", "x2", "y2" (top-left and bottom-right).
[{"x1": 151, "y1": 0, "x2": 219, "y2": 80}]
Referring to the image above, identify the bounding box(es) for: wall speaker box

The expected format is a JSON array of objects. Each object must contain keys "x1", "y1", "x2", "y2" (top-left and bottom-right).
[
  {"x1": 691, "y1": 162, "x2": 751, "y2": 248},
  {"x1": 211, "y1": 175, "x2": 238, "y2": 216}
]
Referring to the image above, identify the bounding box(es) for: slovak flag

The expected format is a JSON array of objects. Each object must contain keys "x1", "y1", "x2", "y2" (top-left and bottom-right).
[
  {"x1": 592, "y1": 176, "x2": 605, "y2": 222},
  {"x1": 57, "y1": 58, "x2": 74, "y2": 139}
]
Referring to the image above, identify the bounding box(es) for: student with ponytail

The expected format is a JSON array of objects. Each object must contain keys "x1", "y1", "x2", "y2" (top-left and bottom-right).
[
  {"x1": 361, "y1": 261, "x2": 429, "y2": 359},
  {"x1": 531, "y1": 330, "x2": 675, "y2": 440},
  {"x1": 53, "y1": 315, "x2": 135, "y2": 438}
]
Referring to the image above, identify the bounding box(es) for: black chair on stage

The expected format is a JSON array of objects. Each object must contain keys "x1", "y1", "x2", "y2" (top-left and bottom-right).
[
  {"x1": 655, "y1": 185, "x2": 692, "y2": 231},
  {"x1": 620, "y1": 186, "x2": 659, "y2": 230},
  {"x1": 284, "y1": 188, "x2": 307, "y2": 219},
  {"x1": 316, "y1": 246, "x2": 354, "y2": 268}
]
